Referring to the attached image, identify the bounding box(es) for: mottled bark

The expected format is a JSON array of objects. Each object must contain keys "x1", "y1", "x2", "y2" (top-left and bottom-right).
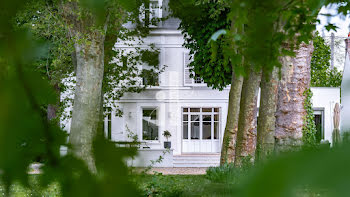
[
  {"x1": 255, "y1": 67, "x2": 279, "y2": 162},
  {"x1": 275, "y1": 42, "x2": 313, "y2": 153},
  {"x1": 220, "y1": 73, "x2": 243, "y2": 165},
  {"x1": 234, "y1": 68, "x2": 262, "y2": 166},
  {"x1": 69, "y1": 38, "x2": 105, "y2": 172}
]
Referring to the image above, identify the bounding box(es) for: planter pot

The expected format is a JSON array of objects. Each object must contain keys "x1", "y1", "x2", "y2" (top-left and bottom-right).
[{"x1": 164, "y1": 141, "x2": 171, "y2": 149}]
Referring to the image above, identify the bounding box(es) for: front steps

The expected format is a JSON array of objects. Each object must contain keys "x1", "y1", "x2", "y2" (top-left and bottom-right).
[{"x1": 173, "y1": 154, "x2": 220, "y2": 167}]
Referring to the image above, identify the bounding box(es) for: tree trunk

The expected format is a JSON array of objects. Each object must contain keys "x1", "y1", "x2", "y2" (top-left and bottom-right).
[
  {"x1": 220, "y1": 73, "x2": 243, "y2": 165},
  {"x1": 47, "y1": 83, "x2": 60, "y2": 122},
  {"x1": 69, "y1": 38, "x2": 105, "y2": 172},
  {"x1": 275, "y1": 42, "x2": 313, "y2": 153},
  {"x1": 234, "y1": 68, "x2": 261, "y2": 166},
  {"x1": 255, "y1": 67, "x2": 279, "y2": 162}
]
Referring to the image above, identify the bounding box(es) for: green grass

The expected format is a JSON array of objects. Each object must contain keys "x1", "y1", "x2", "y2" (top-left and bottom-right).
[
  {"x1": 0, "y1": 170, "x2": 327, "y2": 197},
  {"x1": 136, "y1": 174, "x2": 211, "y2": 196},
  {"x1": 0, "y1": 175, "x2": 60, "y2": 197}
]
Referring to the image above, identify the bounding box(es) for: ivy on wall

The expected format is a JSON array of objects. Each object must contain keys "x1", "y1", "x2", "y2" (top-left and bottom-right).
[
  {"x1": 302, "y1": 89, "x2": 318, "y2": 148},
  {"x1": 311, "y1": 33, "x2": 342, "y2": 87}
]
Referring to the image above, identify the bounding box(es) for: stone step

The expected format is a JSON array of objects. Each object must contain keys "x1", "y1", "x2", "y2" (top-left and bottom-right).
[
  {"x1": 173, "y1": 154, "x2": 220, "y2": 167},
  {"x1": 173, "y1": 163, "x2": 219, "y2": 168}
]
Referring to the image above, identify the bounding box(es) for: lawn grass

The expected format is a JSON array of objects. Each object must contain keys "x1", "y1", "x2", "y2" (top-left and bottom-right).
[
  {"x1": 0, "y1": 175, "x2": 60, "y2": 197},
  {"x1": 136, "y1": 174, "x2": 211, "y2": 196},
  {"x1": 0, "y1": 171, "x2": 328, "y2": 197}
]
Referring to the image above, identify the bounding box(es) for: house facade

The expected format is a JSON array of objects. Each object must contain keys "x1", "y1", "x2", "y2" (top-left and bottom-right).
[{"x1": 62, "y1": 0, "x2": 341, "y2": 167}]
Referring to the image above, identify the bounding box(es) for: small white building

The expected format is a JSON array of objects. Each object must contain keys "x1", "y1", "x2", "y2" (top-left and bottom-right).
[{"x1": 63, "y1": 0, "x2": 341, "y2": 167}]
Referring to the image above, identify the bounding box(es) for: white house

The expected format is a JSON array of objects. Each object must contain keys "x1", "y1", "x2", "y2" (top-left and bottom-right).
[{"x1": 63, "y1": 0, "x2": 340, "y2": 167}]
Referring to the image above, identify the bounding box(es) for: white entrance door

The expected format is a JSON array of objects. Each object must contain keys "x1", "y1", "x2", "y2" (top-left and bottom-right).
[{"x1": 182, "y1": 107, "x2": 220, "y2": 153}]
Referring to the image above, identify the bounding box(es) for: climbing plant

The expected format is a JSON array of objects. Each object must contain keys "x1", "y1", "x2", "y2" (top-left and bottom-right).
[
  {"x1": 302, "y1": 89, "x2": 318, "y2": 148},
  {"x1": 311, "y1": 33, "x2": 342, "y2": 87}
]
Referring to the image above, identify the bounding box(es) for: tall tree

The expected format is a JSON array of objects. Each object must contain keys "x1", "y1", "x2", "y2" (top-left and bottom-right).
[
  {"x1": 275, "y1": 43, "x2": 314, "y2": 153},
  {"x1": 255, "y1": 67, "x2": 279, "y2": 162},
  {"x1": 234, "y1": 67, "x2": 261, "y2": 166}
]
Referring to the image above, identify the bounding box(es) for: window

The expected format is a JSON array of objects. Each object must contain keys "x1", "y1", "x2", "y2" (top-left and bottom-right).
[
  {"x1": 141, "y1": 68, "x2": 159, "y2": 86},
  {"x1": 184, "y1": 52, "x2": 205, "y2": 86},
  {"x1": 139, "y1": 0, "x2": 161, "y2": 27},
  {"x1": 182, "y1": 107, "x2": 219, "y2": 140},
  {"x1": 314, "y1": 110, "x2": 324, "y2": 143},
  {"x1": 104, "y1": 107, "x2": 112, "y2": 140},
  {"x1": 140, "y1": 49, "x2": 160, "y2": 86},
  {"x1": 142, "y1": 108, "x2": 158, "y2": 140}
]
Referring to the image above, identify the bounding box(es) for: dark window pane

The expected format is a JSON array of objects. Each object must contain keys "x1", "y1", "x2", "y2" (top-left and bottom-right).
[
  {"x1": 143, "y1": 109, "x2": 158, "y2": 140},
  {"x1": 190, "y1": 108, "x2": 200, "y2": 112},
  {"x1": 214, "y1": 122, "x2": 219, "y2": 139},
  {"x1": 183, "y1": 108, "x2": 188, "y2": 112},
  {"x1": 191, "y1": 122, "x2": 200, "y2": 139},
  {"x1": 203, "y1": 115, "x2": 211, "y2": 121},
  {"x1": 143, "y1": 109, "x2": 157, "y2": 120},
  {"x1": 314, "y1": 114, "x2": 323, "y2": 143},
  {"x1": 108, "y1": 113, "x2": 112, "y2": 140},
  {"x1": 191, "y1": 115, "x2": 200, "y2": 121},
  {"x1": 214, "y1": 114, "x2": 219, "y2": 121},
  {"x1": 202, "y1": 121, "x2": 211, "y2": 139},
  {"x1": 203, "y1": 108, "x2": 212, "y2": 112},
  {"x1": 183, "y1": 114, "x2": 188, "y2": 121},
  {"x1": 214, "y1": 108, "x2": 219, "y2": 112},
  {"x1": 183, "y1": 122, "x2": 188, "y2": 139}
]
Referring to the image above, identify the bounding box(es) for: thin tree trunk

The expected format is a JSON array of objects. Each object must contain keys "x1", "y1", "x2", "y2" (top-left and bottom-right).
[
  {"x1": 47, "y1": 83, "x2": 60, "y2": 122},
  {"x1": 234, "y1": 67, "x2": 262, "y2": 166},
  {"x1": 69, "y1": 38, "x2": 105, "y2": 172},
  {"x1": 275, "y1": 42, "x2": 313, "y2": 153},
  {"x1": 220, "y1": 73, "x2": 243, "y2": 165},
  {"x1": 255, "y1": 67, "x2": 279, "y2": 162}
]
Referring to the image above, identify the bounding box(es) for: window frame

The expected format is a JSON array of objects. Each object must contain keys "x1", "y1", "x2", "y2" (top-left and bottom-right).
[
  {"x1": 313, "y1": 108, "x2": 325, "y2": 142},
  {"x1": 182, "y1": 107, "x2": 220, "y2": 141},
  {"x1": 141, "y1": 107, "x2": 160, "y2": 142},
  {"x1": 104, "y1": 107, "x2": 112, "y2": 140},
  {"x1": 139, "y1": 0, "x2": 162, "y2": 28},
  {"x1": 183, "y1": 52, "x2": 206, "y2": 87}
]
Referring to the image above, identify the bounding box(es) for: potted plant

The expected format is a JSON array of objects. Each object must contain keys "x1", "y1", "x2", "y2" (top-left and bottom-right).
[{"x1": 163, "y1": 130, "x2": 172, "y2": 149}]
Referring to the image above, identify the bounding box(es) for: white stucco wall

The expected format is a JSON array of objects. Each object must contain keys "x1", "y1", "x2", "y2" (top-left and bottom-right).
[
  {"x1": 341, "y1": 54, "x2": 350, "y2": 132},
  {"x1": 311, "y1": 87, "x2": 340, "y2": 144}
]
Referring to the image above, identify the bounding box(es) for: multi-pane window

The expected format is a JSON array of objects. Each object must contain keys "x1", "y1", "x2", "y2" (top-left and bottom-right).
[
  {"x1": 139, "y1": 0, "x2": 161, "y2": 27},
  {"x1": 142, "y1": 68, "x2": 159, "y2": 86},
  {"x1": 182, "y1": 108, "x2": 219, "y2": 140},
  {"x1": 142, "y1": 108, "x2": 159, "y2": 140},
  {"x1": 184, "y1": 52, "x2": 205, "y2": 86},
  {"x1": 104, "y1": 107, "x2": 112, "y2": 140}
]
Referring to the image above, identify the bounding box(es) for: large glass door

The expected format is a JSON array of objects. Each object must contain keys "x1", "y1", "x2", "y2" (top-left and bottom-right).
[{"x1": 182, "y1": 108, "x2": 220, "y2": 153}]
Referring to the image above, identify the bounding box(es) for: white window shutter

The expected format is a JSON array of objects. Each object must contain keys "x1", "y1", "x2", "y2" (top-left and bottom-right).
[{"x1": 184, "y1": 52, "x2": 194, "y2": 86}]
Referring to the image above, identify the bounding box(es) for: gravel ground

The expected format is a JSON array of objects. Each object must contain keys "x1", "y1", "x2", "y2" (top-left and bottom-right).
[
  {"x1": 149, "y1": 167, "x2": 208, "y2": 175},
  {"x1": 29, "y1": 164, "x2": 208, "y2": 175}
]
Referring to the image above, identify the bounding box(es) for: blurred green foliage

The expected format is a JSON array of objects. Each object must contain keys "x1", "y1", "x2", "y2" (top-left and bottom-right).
[{"x1": 0, "y1": 0, "x2": 150, "y2": 196}]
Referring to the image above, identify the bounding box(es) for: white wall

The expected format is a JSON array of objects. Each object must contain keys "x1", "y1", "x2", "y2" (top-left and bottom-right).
[
  {"x1": 341, "y1": 54, "x2": 350, "y2": 132},
  {"x1": 311, "y1": 87, "x2": 340, "y2": 144}
]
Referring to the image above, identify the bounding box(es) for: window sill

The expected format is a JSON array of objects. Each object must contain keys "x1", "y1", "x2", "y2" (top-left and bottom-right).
[{"x1": 140, "y1": 140, "x2": 161, "y2": 144}]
